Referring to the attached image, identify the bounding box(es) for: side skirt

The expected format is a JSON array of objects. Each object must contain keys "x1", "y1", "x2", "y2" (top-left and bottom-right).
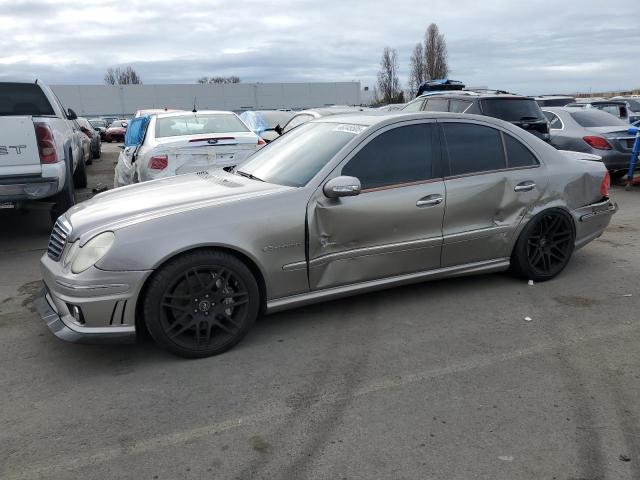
[{"x1": 266, "y1": 258, "x2": 510, "y2": 313}]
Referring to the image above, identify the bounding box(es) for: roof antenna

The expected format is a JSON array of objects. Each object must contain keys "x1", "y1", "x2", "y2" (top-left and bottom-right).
[{"x1": 192, "y1": 97, "x2": 197, "y2": 113}]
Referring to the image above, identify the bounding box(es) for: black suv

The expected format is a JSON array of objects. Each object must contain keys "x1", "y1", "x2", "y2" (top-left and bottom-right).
[{"x1": 402, "y1": 91, "x2": 550, "y2": 141}]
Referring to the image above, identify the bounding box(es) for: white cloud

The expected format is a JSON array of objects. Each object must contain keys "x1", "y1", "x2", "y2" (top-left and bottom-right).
[{"x1": 0, "y1": 0, "x2": 638, "y2": 94}]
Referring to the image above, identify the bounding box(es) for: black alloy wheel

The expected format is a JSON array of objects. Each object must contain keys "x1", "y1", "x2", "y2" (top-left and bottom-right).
[
  {"x1": 143, "y1": 250, "x2": 259, "y2": 358},
  {"x1": 511, "y1": 209, "x2": 575, "y2": 281}
]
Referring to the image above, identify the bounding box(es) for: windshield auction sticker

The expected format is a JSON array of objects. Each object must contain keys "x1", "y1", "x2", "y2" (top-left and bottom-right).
[{"x1": 333, "y1": 124, "x2": 367, "y2": 134}]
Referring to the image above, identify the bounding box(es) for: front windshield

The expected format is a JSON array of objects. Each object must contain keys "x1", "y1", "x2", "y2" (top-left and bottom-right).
[
  {"x1": 89, "y1": 119, "x2": 106, "y2": 128},
  {"x1": 237, "y1": 122, "x2": 363, "y2": 187}
]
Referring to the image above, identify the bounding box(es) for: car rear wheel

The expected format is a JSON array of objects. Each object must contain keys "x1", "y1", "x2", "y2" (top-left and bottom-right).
[
  {"x1": 510, "y1": 208, "x2": 575, "y2": 282},
  {"x1": 143, "y1": 250, "x2": 260, "y2": 358}
]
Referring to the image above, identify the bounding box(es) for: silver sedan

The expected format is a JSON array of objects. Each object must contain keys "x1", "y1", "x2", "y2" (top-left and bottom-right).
[{"x1": 36, "y1": 112, "x2": 617, "y2": 357}]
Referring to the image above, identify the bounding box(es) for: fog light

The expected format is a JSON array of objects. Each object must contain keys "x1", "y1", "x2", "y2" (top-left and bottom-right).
[{"x1": 69, "y1": 304, "x2": 85, "y2": 325}]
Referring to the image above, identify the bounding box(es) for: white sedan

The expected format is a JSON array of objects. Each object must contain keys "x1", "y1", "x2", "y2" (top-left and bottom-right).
[{"x1": 114, "y1": 110, "x2": 265, "y2": 187}]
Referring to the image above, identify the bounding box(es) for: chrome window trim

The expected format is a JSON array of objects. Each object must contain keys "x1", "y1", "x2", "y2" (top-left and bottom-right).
[
  {"x1": 443, "y1": 164, "x2": 541, "y2": 181},
  {"x1": 542, "y1": 110, "x2": 565, "y2": 131}
]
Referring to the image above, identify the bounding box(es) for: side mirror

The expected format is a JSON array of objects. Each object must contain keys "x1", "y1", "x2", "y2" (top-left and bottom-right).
[
  {"x1": 323, "y1": 176, "x2": 361, "y2": 198},
  {"x1": 628, "y1": 126, "x2": 639, "y2": 135},
  {"x1": 274, "y1": 124, "x2": 283, "y2": 136},
  {"x1": 67, "y1": 108, "x2": 78, "y2": 120}
]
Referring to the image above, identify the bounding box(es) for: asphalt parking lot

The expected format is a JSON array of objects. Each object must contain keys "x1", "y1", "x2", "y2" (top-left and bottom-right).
[{"x1": 1, "y1": 144, "x2": 639, "y2": 480}]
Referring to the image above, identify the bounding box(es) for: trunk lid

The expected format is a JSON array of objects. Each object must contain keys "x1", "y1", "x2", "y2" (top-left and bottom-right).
[
  {"x1": 0, "y1": 116, "x2": 41, "y2": 175},
  {"x1": 154, "y1": 133, "x2": 260, "y2": 173},
  {"x1": 588, "y1": 126, "x2": 636, "y2": 153}
]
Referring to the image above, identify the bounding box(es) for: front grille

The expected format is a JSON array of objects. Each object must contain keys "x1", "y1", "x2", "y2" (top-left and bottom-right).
[{"x1": 47, "y1": 218, "x2": 71, "y2": 261}]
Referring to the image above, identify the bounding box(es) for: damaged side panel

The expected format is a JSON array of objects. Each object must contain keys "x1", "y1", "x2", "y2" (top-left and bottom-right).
[
  {"x1": 307, "y1": 182, "x2": 446, "y2": 290},
  {"x1": 441, "y1": 168, "x2": 549, "y2": 267}
]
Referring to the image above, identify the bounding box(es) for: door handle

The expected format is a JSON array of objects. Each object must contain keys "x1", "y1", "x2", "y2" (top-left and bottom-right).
[
  {"x1": 514, "y1": 182, "x2": 536, "y2": 192},
  {"x1": 416, "y1": 195, "x2": 444, "y2": 207}
]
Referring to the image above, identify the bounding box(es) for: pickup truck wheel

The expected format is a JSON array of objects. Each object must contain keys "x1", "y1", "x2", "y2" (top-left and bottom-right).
[
  {"x1": 510, "y1": 208, "x2": 575, "y2": 282},
  {"x1": 143, "y1": 250, "x2": 260, "y2": 358},
  {"x1": 50, "y1": 157, "x2": 76, "y2": 223},
  {"x1": 73, "y1": 156, "x2": 88, "y2": 189}
]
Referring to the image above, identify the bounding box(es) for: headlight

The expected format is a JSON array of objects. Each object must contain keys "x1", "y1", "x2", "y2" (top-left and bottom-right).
[
  {"x1": 63, "y1": 240, "x2": 80, "y2": 269},
  {"x1": 70, "y1": 232, "x2": 115, "y2": 274}
]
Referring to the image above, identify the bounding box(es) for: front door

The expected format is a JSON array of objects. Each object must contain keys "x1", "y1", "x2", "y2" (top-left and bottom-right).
[
  {"x1": 439, "y1": 120, "x2": 548, "y2": 267},
  {"x1": 307, "y1": 121, "x2": 446, "y2": 290}
]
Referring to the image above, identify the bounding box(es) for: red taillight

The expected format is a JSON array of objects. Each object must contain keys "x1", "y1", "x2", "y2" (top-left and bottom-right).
[
  {"x1": 257, "y1": 137, "x2": 266, "y2": 146},
  {"x1": 148, "y1": 155, "x2": 168, "y2": 170},
  {"x1": 34, "y1": 122, "x2": 58, "y2": 164},
  {"x1": 600, "y1": 171, "x2": 610, "y2": 198},
  {"x1": 583, "y1": 135, "x2": 612, "y2": 150}
]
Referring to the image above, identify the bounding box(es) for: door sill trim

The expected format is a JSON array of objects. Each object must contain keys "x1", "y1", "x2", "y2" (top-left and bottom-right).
[{"x1": 266, "y1": 258, "x2": 510, "y2": 313}]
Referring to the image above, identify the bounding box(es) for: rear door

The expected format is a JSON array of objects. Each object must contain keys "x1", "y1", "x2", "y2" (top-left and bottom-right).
[
  {"x1": 307, "y1": 121, "x2": 445, "y2": 290},
  {"x1": 439, "y1": 120, "x2": 548, "y2": 267}
]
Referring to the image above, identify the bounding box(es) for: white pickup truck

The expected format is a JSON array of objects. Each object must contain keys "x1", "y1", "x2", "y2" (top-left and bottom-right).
[{"x1": 0, "y1": 80, "x2": 88, "y2": 223}]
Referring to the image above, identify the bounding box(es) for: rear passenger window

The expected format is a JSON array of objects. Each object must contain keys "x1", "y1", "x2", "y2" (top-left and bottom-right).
[
  {"x1": 543, "y1": 111, "x2": 562, "y2": 129},
  {"x1": 449, "y1": 99, "x2": 472, "y2": 113},
  {"x1": 402, "y1": 99, "x2": 424, "y2": 112},
  {"x1": 425, "y1": 99, "x2": 449, "y2": 112},
  {"x1": 443, "y1": 123, "x2": 505, "y2": 175},
  {"x1": 342, "y1": 123, "x2": 435, "y2": 189},
  {"x1": 504, "y1": 134, "x2": 538, "y2": 167}
]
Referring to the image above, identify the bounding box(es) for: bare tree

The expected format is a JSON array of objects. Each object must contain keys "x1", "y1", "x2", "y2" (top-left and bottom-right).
[
  {"x1": 376, "y1": 47, "x2": 402, "y2": 104},
  {"x1": 423, "y1": 23, "x2": 448, "y2": 80},
  {"x1": 408, "y1": 43, "x2": 426, "y2": 97},
  {"x1": 196, "y1": 76, "x2": 241, "y2": 84},
  {"x1": 104, "y1": 66, "x2": 142, "y2": 85}
]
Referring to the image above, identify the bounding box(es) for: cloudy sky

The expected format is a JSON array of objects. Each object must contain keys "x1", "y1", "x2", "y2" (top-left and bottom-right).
[{"x1": 1, "y1": 0, "x2": 638, "y2": 95}]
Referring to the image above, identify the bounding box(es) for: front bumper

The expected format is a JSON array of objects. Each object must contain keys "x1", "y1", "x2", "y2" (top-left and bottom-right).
[
  {"x1": 34, "y1": 288, "x2": 136, "y2": 344},
  {"x1": 37, "y1": 253, "x2": 152, "y2": 344}
]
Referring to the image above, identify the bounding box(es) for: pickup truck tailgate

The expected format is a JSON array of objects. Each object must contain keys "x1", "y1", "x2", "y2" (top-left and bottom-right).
[{"x1": 0, "y1": 116, "x2": 41, "y2": 175}]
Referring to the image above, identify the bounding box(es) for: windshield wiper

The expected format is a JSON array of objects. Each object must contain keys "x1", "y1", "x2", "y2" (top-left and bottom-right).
[{"x1": 235, "y1": 170, "x2": 265, "y2": 182}]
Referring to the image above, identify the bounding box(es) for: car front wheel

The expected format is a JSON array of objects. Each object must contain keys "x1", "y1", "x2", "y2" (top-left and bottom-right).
[
  {"x1": 143, "y1": 250, "x2": 260, "y2": 358},
  {"x1": 510, "y1": 208, "x2": 575, "y2": 282}
]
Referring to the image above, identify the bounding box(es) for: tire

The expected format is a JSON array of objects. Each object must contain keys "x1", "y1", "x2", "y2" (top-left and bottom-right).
[
  {"x1": 73, "y1": 155, "x2": 88, "y2": 189},
  {"x1": 143, "y1": 250, "x2": 260, "y2": 358},
  {"x1": 510, "y1": 208, "x2": 575, "y2": 282},
  {"x1": 610, "y1": 170, "x2": 626, "y2": 182},
  {"x1": 93, "y1": 145, "x2": 101, "y2": 159},
  {"x1": 50, "y1": 156, "x2": 76, "y2": 224}
]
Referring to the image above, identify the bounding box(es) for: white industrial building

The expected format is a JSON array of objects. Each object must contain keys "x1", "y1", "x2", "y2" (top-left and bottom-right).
[{"x1": 51, "y1": 82, "x2": 363, "y2": 116}]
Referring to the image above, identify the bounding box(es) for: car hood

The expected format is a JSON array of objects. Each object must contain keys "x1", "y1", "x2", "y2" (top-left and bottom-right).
[{"x1": 65, "y1": 169, "x2": 292, "y2": 242}]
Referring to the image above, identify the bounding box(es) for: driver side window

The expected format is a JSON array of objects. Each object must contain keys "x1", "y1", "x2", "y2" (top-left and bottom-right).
[{"x1": 342, "y1": 123, "x2": 436, "y2": 190}]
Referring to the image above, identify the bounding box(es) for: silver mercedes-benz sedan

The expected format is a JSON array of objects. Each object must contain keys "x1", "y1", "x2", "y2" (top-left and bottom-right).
[{"x1": 36, "y1": 112, "x2": 617, "y2": 358}]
